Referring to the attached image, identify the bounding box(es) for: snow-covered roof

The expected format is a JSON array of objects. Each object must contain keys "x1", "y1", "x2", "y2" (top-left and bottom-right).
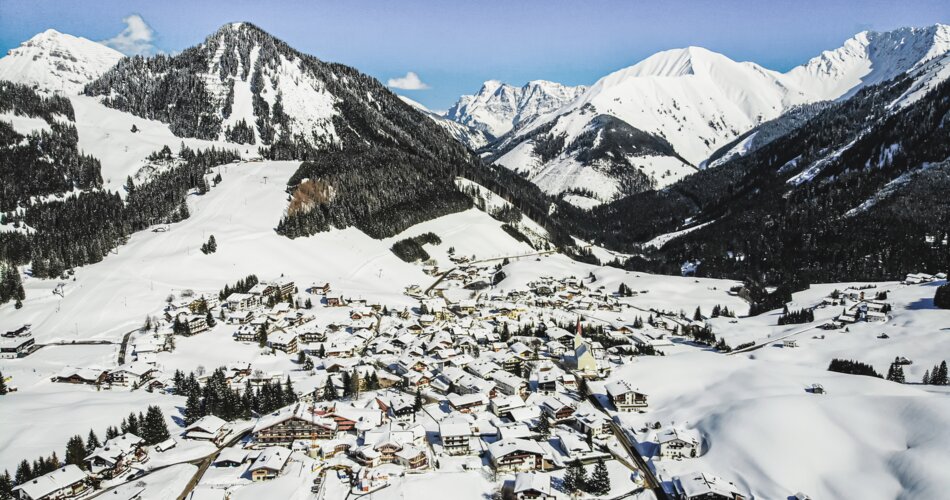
[
  {"x1": 248, "y1": 447, "x2": 290, "y2": 472},
  {"x1": 674, "y1": 471, "x2": 742, "y2": 499},
  {"x1": 513, "y1": 471, "x2": 552, "y2": 495},
  {"x1": 488, "y1": 438, "x2": 546, "y2": 459},
  {"x1": 12, "y1": 465, "x2": 87, "y2": 499}
]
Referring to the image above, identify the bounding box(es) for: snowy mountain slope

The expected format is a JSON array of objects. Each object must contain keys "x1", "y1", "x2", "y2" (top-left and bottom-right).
[
  {"x1": 787, "y1": 24, "x2": 950, "y2": 101},
  {"x1": 480, "y1": 25, "x2": 950, "y2": 205},
  {"x1": 0, "y1": 29, "x2": 123, "y2": 95},
  {"x1": 492, "y1": 112, "x2": 697, "y2": 204},
  {"x1": 445, "y1": 79, "x2": 586, "y2": 137},
  {"x1": 398, "y1": 95, "x2": 492, "y2": 150}
]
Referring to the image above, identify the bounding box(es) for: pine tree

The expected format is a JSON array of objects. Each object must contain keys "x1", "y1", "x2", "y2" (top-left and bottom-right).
[
  {"x1": 65, "y1": 435, "x2": 86, "y2": 468},
  {"x1": 563, "y1": 461, "x2": 585, "y2": 494},
  {"x1": 693, "y1": 306, "x2": 703, "y2": 321},
  {"x1": 143, "y1": 405, "x2": 170, "y2": 445},
  {"x1": 535, "y1": 413, "x2": 551, "y2": 440},
  {"x1": 936, "y1": 361, "x2": 949, "y2": 385},
  {"x1": 341, "y1": 371, "x2": 352, "y2": 398},
  {"x1": 284, "y1": 377, "x2": 297, "y2": 403},
  {"x1": 0, "y1": 371, "x2": 7, "y2": 395},
  {"x1": 303, "y1": 356, "x2": 314, "y2": 371},
  {"x1": 588, "y1": 458, "x2": 611, "y2": 496},
  {"x1": 0, "y1": 470, "x2": 13, "y2": 500},
  {"x1": 105, "y1": 426, "x2": 119, "y2": 440},
  {"x1": 886, "y1": 363, "x2": 905, "y2": 383},
  {"x1": 184, "y1": 391, "x2": 202, "y2": 425},
  {"x1": 413, "y1": 389, "x2": 423, "y2": 413},
  {"x1": 14, "y1": 460, "x2": 31, "y2": 485},
  {"x1": 206, "y1": 310, "x2": 216, "y2": 328},
  {"x1": 321, "y1": 378, "x2": 337, "y2": 401},
  {"x1": 85, "y1": 430, "x2": 100, "y2": 455},
  {"x1": 922, "y1": 369, "x2": 931, "y2": 385}
]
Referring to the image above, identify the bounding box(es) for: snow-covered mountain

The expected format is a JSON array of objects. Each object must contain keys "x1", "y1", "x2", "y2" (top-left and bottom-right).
[
  {"x1": 480, "y1": 24, "x2": 950, "y2": 206},
  {"x1": 787, "y1": 24, "x2": 950, "y2": 101},
  {"x1": 0, "y1": 29, "x2": 123, "y2": 95},
  {"x1": 398, "y1": 95, "x2": 491, "y2": 150},
  {"x1": 445, "y1": 79, "x2": 586, "y2": 138}
]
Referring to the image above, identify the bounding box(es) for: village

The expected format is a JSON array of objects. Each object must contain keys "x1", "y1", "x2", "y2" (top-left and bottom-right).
[
  {"x1": 4, "y1": 249, "x2": 946, "y2": 500},
  {"x1": 2, "y1": 248, "x2": 783, "y2": 500}
]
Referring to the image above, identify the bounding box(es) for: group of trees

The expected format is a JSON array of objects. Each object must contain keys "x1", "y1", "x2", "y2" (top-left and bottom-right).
[
  {"x1": 1, "y1": 82, "x2": 100, "y2": 213},
  {"x1": 217, "y1": 274, "x2": 259, "y2": 301},
  {"x1": 316, "y1": 370, "x2": 381, "y2": 403},
  {"x1": 174, "y1": 368, "x2": 298, "y2": 424},
  {"x1": 390, "y1": 232, "x2": 442, "y2": 263},
  {"x1": 921, "y1": 361, "x2": 949, "y2": 385},
  {"x1": 562, "y1": 458, "x2": 611, "y2": 496},
  {"x1": 0, "y1": 263, "x2": 25, "y2": 307},
  {"x1": 200, "y1": 235, "x2": 218, "y2": 254},
  {"x1": 777, "y1": 307, "x2": 815, "y2": 325},
  {"x1": 828, "y1": 358, "x2": 881, "y2": 378}
]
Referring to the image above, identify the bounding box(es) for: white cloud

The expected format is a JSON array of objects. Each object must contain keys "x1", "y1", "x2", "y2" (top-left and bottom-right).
[
  {"x1": 101, "y1": 14, "x2": 157, "y2": 56},
  {"x1": 387, "y1": 71, "x2": 430, "y2": 90}
]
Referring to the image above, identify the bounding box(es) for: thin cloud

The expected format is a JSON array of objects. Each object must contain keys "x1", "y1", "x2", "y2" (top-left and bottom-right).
[
  {"x1": 387, "y1": 71, "x2": 431, "y2": 90},
  {"x1": 102, "y1": 14, "x2": 158, "y2": 56}
]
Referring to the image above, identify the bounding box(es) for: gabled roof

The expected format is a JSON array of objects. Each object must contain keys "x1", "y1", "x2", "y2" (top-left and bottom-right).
[
  {"x1": 12, "y1": 465, "x2": 87, "y2": 499},
  {"x1": 487, "y1": 438, "x2": 546, "y2": 459}
]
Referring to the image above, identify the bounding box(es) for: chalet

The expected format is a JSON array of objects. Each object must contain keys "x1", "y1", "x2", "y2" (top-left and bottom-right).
[
  {"x1": 512, "y1": 472, "x2": 555, "y2": 500},
  {"x1": 540, "y1": 395, "x2": 576, "y2": 423},
  {"x1": 492, "y1": 371, "x2": 528, "y2": 398},
  {"x1": 233, "y1": 324, "x2": 259, "y2": 342},
  {"x1": 213, "y1": 448, "x2": 249, "y2": 468},
  {"x1": 267, "y1": 330, "x2": 298, "y2": 354},
  {"x1": 439, "y1": 420, "x2": 473, "y2": 456},
  {"x1": 487, "y1": 439, "x2": 548, "y2": 473},
  {"x1": 109, "y1": 363, "x2": 157, "y2": 387},
  {"x1": 53, "y1": 368, "x2": 108, "y2": 386},
  {"x1": 447, "y1": 393, "x2": 488, "y2": 414},
  {"x1": 226, "y1": 293, "x2": 259, "y2": 311},
  {"x1": 183, "y1": 415, "x2": 228, "y2": 442},
  {"x1": 375, "y1": 393, "x2": 416, "y2": 422},
  {"x1": 394, "y1": 445, "x2": 428, "y2": 469},
  {"x1": 672, "y1": 472, "x2": 745, "y2": 500},
  {"x1": 249, "y1": 447, "x2": 291, "y2": 481},
  {"x1": 225, "y1": 310, "x2": 253, "y2": 325},
  {"x1": 658, "y1": 428, "x2": 700, "y2": 459},
  {"x1": 573, "y1": 409, "x2": 612, "y2": 439},
  {"x1": 85, "y1": 434, "x2": 146, "y2": 478},
  {"x1": 490, "y1": 395, "x2": 526, "y2": 418},
  {"x1": 12, "y1": 465, "x2": 88, "y2": 500},
  {"x1": 536, "y1": 371, "x2": 558, "y2": 395},
  {"x1": 252, "y1": 404, "x2": 338, "y2": 446},
  {"x1": 0, "y1": 334, "x2": 35, "y2": 359},
  {"x1": 605, "y1": 380, "x2": 648, "y2": 412},
  {"x1": 308, "y1": 282, "x2": 331, "y2": 295},
  {"x1": 326, "y1": 294, "x2": 345, "y2": 307},
  {"x1": 274, "y1": 278, "x2": 295, "y2": 298}
]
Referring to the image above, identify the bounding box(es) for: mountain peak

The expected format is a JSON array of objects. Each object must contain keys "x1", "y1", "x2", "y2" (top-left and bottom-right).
[
  {"x1": 787, "y1": 23, "x2": 950, "y2": 101},
  {"x1": 0, "y1": 28, "x2": 123, "y2": 95}
]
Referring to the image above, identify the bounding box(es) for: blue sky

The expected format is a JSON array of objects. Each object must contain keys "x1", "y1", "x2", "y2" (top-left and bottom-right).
[{"x1": 1, "y1": 0, "x2": 947, "y2": 110}]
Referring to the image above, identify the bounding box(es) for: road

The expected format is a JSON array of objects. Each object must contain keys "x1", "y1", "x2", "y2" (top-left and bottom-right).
[
  {"x1": 728, "y1": 324, "x2": 819, "y2": 355},
  {"x1": 583, "y1": 389, "x2": 669, "y2": 500},
  {"x1": 175, "y1": 429, "x2": 253, "y2": 500},
  {"x1": 86, "y1": 429, "x2": 250, "y2": 499},
  {"x1": 116, "y1": 327, "x2": 138, "y2": 364}
]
